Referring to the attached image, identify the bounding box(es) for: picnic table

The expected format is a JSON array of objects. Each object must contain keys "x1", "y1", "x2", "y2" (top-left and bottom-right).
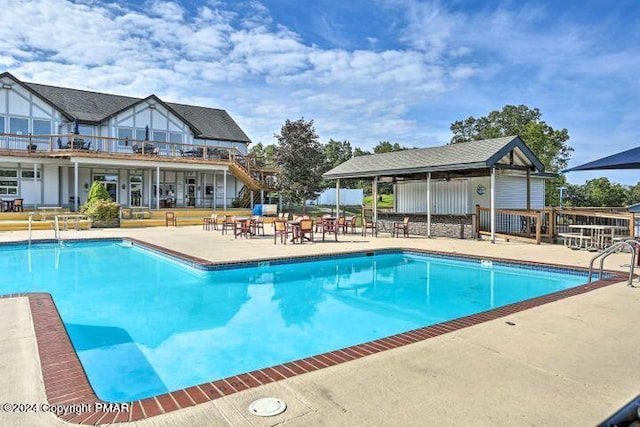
[{"x1": 562, "y1": 224, "x2": 630, "y2": 250}]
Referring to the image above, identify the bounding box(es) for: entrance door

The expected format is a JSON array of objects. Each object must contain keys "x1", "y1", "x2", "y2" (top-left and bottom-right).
[
  {"x1": 93, "y1": 174, "x2": 118, "y2": 202},
  {"x1": 186, "y1": 178, "x2": 196, "y2": 207},
  {"x1": 130, "y1": 175, "x2": 143, "y2": 206}
]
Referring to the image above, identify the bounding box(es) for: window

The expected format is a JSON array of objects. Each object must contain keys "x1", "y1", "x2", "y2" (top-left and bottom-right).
[
  {"x1": 135, "y1": 129, "x2": 146, "y2": 142},
  {"x1": 0, "y1": 170, "x2": 18, "y2": 195},
  {"x1": 9, "y1": 117, "x2": 28, "y2": 135},
  {"x1": 78, "y1": 125, "x2": 94, "y2": 136},
  {"x1": 33, "y1": 119, "x2": 51, "y2": 143},
  {"x1": 153, "y1": 131, "x2": 166, "y2": 142},
  {"x1": 33, "y1": 119, "x2": 51, "y2": 135},
  {"x1": 169, "y1": 132, "x2": 182, "y2": 144},
  {"x1": 21, "y1": 170, "x2": 41, "y2": 179},
  {"x1": 117, "y1": 128, "x2": 133, "y2": 146},
  {"x1": 0, "y1": 117, "x2": 4, "y2": 133}
]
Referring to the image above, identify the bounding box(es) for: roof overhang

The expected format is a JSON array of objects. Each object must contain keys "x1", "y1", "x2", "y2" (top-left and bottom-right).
[
  {"x1": 323, "y1": 136, "x2": 546, "y2": 180},
  {"x1": 69, "y1": 156, "x2": 230, "y2": 171}
]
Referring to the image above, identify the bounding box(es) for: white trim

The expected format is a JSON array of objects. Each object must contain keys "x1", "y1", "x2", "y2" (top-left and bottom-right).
[{"x1": 68, "y1": 156, "x2": 229, "y2": 171}]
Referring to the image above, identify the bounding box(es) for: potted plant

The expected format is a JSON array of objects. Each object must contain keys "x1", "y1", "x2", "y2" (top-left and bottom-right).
[{"x1": 80, "y1": 181, "x2": 121, "y2": 228}]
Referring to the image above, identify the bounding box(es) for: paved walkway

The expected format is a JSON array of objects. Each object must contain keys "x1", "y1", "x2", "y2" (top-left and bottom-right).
[{"x1": 0, "y1": 226, "x2": 638, "y2": 426}]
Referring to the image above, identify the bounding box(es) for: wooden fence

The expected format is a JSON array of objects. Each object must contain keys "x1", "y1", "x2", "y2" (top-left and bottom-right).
[{"x1": 476, "y1": 205, "x2": 635, "y2": 244}]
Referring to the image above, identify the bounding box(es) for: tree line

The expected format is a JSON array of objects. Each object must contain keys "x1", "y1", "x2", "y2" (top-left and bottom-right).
[{"x1": 251, "y1": 106, "x2": 636, "y2": 209}]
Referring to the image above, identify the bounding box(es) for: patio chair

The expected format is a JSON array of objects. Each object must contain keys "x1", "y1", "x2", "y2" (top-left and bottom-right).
[
  {"x1": 165, "y1": 211, "x2": 177, "y2": 227},
  {"x1": 322, "y1": 218, "x2": 338, "y2": 242},
  {"x1": 345, "y1": 216, "x2": 357, "y2": 234},
  {"x1": 337, "y1": 216, "x2": 347, "y2": 234},
  {"x1": 12, "y1": 198, "x2": 24, "y2": 212},
  {"x1": 315, "y1": 215, "x2": 330, "y2": 232},
  {"x1": 392, "y1": 216, "x2": 410, "y2": 237},
  {"x1": 221, "y1": 215, "x2": 235, "y2": 235},
  {"x1": 211, "y1": 214, "x2": 219, "y2": 231},
  {"x1": 202, "y1": 215, "x2": 212, "y2": 230},
  {"x1": 298, "y1": 218, "x2": 314, "y2": 243},
  {"x1": 273, "y1": 220, "x2": 290, "y2": 244},
  {"x1": 234, "y1": 218, "x2": 252, "y2": 238},
  {"x1": 362, "y1": 217, "x2": 377, "y2": 237},
  {"x1": 165, "y1": 198, "x2": 173, "y2": 208},
  {"x1": 251, "y1": 215, "x2": 265, "y2": 236}
]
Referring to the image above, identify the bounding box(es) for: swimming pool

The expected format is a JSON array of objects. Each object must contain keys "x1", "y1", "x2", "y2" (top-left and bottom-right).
[{"x1": 0, "y1": 240, "x2": 595, "y2": 403}]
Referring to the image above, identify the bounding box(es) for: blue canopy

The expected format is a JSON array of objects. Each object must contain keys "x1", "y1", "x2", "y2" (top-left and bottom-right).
[{"x1": 564, "y1": 146, "x2": 640, "y2": 172}]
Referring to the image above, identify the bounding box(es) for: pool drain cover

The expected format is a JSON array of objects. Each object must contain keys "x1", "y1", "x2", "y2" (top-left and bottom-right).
[{"x1": 249, "y1": 397, "x2": 287, "y2": 417}]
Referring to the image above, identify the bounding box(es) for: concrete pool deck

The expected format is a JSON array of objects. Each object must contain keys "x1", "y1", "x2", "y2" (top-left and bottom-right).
[{"x1": 0, "y1": 226, "x2": 638, "y2": 426}]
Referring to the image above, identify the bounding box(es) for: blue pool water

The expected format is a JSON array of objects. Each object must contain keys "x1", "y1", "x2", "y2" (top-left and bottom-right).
[{"x1": 0, "y1": 241, "x2": 588, "y2": 402}]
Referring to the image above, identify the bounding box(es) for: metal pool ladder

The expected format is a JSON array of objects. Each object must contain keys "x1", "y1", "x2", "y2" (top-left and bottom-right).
[{"x1": 588, "y1": 240, "x2": 637, "y2": 287}]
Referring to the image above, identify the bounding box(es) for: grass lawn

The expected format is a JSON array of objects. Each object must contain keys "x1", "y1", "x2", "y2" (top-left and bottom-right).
[{"x1": 363, "y1": 193, "x2": 394, "y2": 208}]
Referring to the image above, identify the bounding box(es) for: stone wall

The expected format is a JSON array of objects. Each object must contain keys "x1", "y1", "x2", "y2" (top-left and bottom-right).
[{"x1": 375, "y1": 212, "x2": 475, "y2": 239}]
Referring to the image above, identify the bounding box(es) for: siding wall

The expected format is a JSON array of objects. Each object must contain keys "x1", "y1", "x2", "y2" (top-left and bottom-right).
[
  {"x1": 395, "y1": 179, "x2": 469, "y2": 214},
  {"x1": 395, "y1": 174, "x2": 546, "y2": 215},
  {"x1": 495, "y1": 175, "x2": 545, "y2": 209}
]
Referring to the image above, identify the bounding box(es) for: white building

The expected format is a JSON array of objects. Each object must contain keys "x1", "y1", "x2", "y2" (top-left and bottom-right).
[{"x1": 0, "y1": 72, "x2": 275, "y2": 210}]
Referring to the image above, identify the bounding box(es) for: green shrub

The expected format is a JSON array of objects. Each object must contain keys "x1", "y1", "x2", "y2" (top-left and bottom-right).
[
  {"x1": 86, "y1": 181, "x2": 112, "y2": 204},
  {"x1": 81, "y1": 182, "x2": 119, "y2": 221},
  {"x1": 81, "y1": 199, "x2": 120, "y2": 221}
]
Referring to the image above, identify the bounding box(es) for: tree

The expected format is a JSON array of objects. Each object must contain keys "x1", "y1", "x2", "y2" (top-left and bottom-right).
[
  {"x1": 564, "y1": 178, "x2": 630, "y2": 207},
  {"x1": 373, "y1": 141, "x2": 405, "y2": 154},
  {"x1": 322, "y1": 139, "x2": 354, "y2": 188},
  {"x1": 323, "y1": 139, "x2": 352, "y2": 169},
  {"x1": 628, "y1": 182, "x2": 640, "y2": 205},
  {"x1": 583, "y1": 178, "x2": 629, "y2": 207},
  {"x1": 274, "y1": 118, "x2": 325, "y2": 212},
  {"x1": 249, "y1": 142, "x2": 276, "y2": 167},
  {"x1": 450, "y1": 105, "x2": 573, "y2": 206}
]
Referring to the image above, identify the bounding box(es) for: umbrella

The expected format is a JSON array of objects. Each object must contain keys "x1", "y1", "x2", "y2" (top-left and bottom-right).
[
  {"x1": 73, "y1": 117, "x2": 79, "y2": 135},
  {"x1": 563, "y1": 146, "x2": 640, "y2": 172},
  {"x1": 145, "y1": 125, "x2": 149, "y2": 141}
]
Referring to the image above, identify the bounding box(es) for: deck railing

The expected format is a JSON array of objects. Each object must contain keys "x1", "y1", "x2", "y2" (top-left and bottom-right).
[
  {"x1": 476, "y1": 205, "x2": 635, "y2": 244},
  {"x1": 0, "y1": 132, "x2": 278, "y2": 188}
]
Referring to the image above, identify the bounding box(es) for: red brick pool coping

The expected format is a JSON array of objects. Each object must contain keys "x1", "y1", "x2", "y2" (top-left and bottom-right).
[{"x1": 0, "y1": 238, "x2": 628, "y2": 425}]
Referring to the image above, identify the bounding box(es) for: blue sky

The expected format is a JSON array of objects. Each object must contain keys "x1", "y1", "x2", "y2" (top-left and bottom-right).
[{"x1": 2, "y1": 0, "x2": 639, "y2": 184}]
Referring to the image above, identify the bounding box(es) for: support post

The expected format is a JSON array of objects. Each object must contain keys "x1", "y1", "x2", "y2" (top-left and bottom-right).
[
  {"x1": 261, "y1": 189, "x2": 264, "y2": 205},
  {"x1": 526, "y1": 169, "x2": 531, "y2": 233},
  {"x1": 156, "y1": 166, "x2": 160, "y2": 210},
  {"x1": 336, "y1": 179, "x2": 340, "y2": 217},
  {"x1": 73, "y1": 162, "x2": 79, "y2": 212},
  {"x1": 213, "y1": 173, "x2": 217, "y2": 210},
  {"x1": 250, "y1": 190, "x2": 254, "y2": 209},
  {"x1": 427, "y1": 172, "x2": 432, "y2": 238},
  {"x1": 223, "y1": 170, "x2": 227, "y2": 210},
  {"x1": 147, "y1": 170, "x2": 152, "y2": 209},
  {"x1": 372, "y1": 176, "x2": 378, "y2": 221},
  {"x1": 490, "y1": 167, "x2": 496, "y2": 244}
]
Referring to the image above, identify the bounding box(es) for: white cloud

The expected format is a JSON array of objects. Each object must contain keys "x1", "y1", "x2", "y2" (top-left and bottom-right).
[
  {"x1": 1, "y1": 0, "x2": 470, "y2": 149},
  {"x1": 3, "y1": 0, "x2": 637, "y2": 180}
]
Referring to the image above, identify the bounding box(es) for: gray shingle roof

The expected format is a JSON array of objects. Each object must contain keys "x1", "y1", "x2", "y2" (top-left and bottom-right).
[
  {"x1": 23, "y1": 81, "x2": 251, "y2": 143},
  {"x1": 323, "y1": 136, "x2": 545, "y2": 178}
]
